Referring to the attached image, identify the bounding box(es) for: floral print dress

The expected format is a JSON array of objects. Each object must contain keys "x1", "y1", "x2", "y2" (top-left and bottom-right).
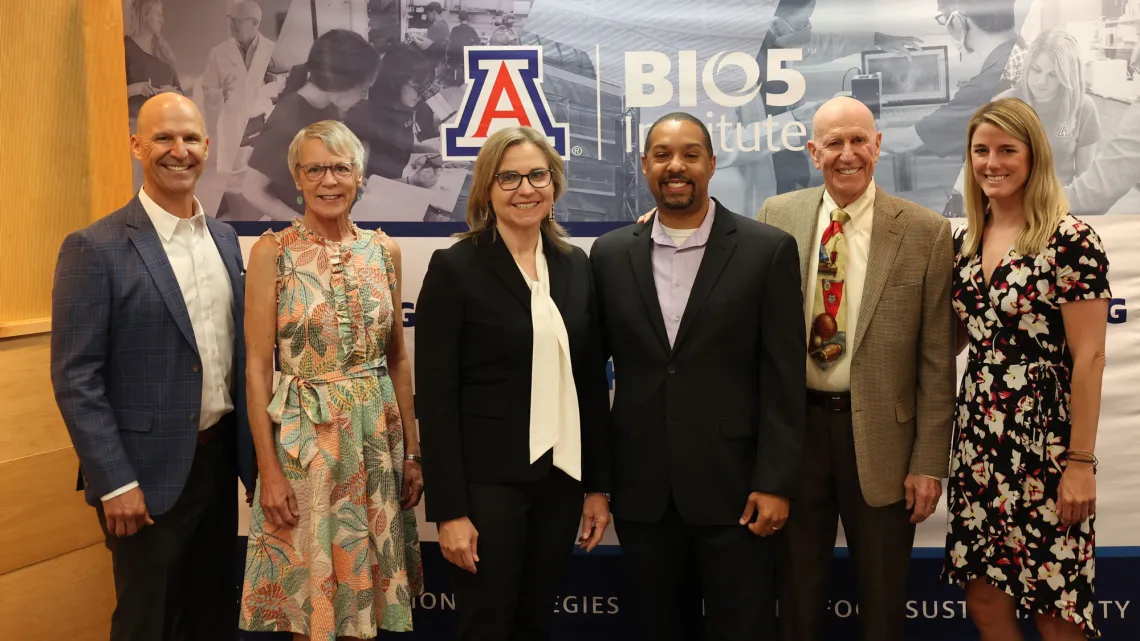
[
  {"x1": 942, "y1": 214, "x2": 1111, "y2": 636},
  {"x1": 240, "y1": 219, "x2": 423, "y2": 640}
]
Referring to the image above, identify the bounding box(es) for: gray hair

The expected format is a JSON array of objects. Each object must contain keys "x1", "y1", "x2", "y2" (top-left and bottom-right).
[{"x1": 286, "y1": 120, "x2": 367, "y2": 181}]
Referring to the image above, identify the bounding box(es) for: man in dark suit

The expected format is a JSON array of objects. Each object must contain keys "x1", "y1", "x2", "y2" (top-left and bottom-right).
[
  {"x1": 50, "y1": 93, "x2": 254, "y2": 641},
  {"x1": 590, "y1": 113, "x2": 806, "y2": 640}
]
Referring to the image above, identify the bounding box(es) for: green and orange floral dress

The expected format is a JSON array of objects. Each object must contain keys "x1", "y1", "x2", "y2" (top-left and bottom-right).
[{"x1": 239, "y1": 219, "x2": 423, "y2": 640}]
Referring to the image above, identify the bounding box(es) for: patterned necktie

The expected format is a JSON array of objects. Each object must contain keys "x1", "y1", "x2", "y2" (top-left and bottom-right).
[{"x1": 810, "y1": 208, "x2": 850, "y2": 369}]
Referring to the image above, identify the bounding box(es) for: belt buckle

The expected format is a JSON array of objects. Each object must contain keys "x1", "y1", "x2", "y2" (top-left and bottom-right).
[{"x1": 824, "y1": 395, "x2": 846, "y2": 412}]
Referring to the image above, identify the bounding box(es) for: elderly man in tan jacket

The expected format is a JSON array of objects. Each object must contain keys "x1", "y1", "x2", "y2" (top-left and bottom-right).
[{"x1": 756, "y1": 96, "x2": 956, "y2": 641}]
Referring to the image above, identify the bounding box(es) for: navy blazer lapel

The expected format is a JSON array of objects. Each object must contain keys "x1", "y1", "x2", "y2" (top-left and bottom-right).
[
  {"x1": 628, "y1": 221, "x2": 671, "y2": 354},
  {"x1": 205, "y1": 217, "x2": 245, "y2": 353},
  {"x1": 478, "y1": 230, "x2": 531, "y2": 311},
  {"x1": 672, "y1": 202, "x2": 736, "y2": 354},
  {"x1": 124, "y1": 197, "x2": 199, "y2": 354},
  {"x1": 205, "y1": 217, "x2": 245, "y2": 302}
]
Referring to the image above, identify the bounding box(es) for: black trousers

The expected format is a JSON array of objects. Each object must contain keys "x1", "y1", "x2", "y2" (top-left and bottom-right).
[
  {"x1": 778, "y1": 398, "x2": 917, "y2": 641},
  {"x1": 615, "y1": 498, "x2": 777, "y2": 641},
  {"x1": 97, "y1": 418, "x2": 238, "y2": 641},
  {"x1": 451, "y1": 467, "x2": 583, "y2": 641}
]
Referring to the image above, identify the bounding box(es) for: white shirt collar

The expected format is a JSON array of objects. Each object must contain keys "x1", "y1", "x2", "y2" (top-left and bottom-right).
[
  {"x1": 139, "y1": 187, "x2": 206, "y2": 242},
  {"x1": 821, "y1": 180, "x2": 876, "y2": 224}
]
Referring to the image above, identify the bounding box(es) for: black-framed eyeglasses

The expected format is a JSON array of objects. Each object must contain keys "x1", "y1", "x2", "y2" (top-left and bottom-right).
[
  {"x1": 298, "y1": 162, "x2": 355, "y2": 182},
  {"x1": 494, "y1": 169, "x2": 552, "y2": 191}
]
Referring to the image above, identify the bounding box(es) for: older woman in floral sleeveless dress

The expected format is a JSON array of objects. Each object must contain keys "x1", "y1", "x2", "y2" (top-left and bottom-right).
[{"x1": 240, "y1": 120, "x2": 423, "y2": 641}]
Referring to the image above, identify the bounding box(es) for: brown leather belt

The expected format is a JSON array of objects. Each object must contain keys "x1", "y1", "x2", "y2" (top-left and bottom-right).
[{"x1": 807, "y1": 389, "x2": 851, "y2": 413}]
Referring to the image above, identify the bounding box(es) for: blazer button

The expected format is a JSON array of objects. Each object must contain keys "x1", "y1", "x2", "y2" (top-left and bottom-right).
[
  {"x1": 192, "y1": 364, "x2": 201, "y2": 373},
  {"x1": 189, "y1": 413, "x2": 198, "y2": 422},
  {"x1": 667, "y1": 365, "x2": 677, "y2": 374}
]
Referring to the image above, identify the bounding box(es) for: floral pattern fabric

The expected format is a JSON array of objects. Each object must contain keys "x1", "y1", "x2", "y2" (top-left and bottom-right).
[
  {"x1": 240, "y1": 219, "x2": 423, "y2": 640},
  {"x1": 942, "y1": 214, "x2": 1111, "y2": 637}
]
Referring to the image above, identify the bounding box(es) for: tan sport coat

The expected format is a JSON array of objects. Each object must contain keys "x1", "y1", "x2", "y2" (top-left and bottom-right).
[{"x1": 757, "y1": 185, "x2": 956, "y2": 507}]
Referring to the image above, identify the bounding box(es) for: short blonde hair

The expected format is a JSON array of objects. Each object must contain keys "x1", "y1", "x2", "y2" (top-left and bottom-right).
[
  {"x1": 459, "y1": 127, "x2": 570, "y2": 251},
  {"x1": 286, "y1": 120, "x2": 367, "y2": 181},
  {"x1": 961, "y1": 98, "x2": 1068, "y2": 258}
]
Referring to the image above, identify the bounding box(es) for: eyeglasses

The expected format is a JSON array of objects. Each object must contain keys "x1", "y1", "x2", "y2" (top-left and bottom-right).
[
  {"x1": 935, "y1": 10, "x2": 967, "y2": 41},
  {"x1": 298, "y1": 162, "x2": 355, "y2": 182},
  {"x1": 405, "y1": 80, "x2": 439, "y2": 100},
  {"x1": 494, "y1": 169, "x2": 552, "y2": 191}
]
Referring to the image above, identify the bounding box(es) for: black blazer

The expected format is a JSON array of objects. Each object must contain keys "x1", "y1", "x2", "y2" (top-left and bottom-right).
[
  {"x1": 415, "y1": 228, "x2": 612, "y2": 523},
  {"x1": 590, "y1": 200, "x2": 806, "y2": 526}
]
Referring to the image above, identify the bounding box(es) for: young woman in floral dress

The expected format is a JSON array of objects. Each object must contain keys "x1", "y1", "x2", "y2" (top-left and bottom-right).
[{"x1": 943, "y1": 98, "x2": 1111, "y2": 640}]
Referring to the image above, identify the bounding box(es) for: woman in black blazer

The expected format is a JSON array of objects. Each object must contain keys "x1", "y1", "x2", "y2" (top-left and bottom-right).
[{"x1": 415, "y1": 126, "x2": 613, "y2": 640}]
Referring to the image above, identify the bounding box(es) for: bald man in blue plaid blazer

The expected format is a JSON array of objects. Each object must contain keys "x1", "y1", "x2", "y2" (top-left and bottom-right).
[{"x1": 50, "y1": 94, "x2": 254, "y2": 641}]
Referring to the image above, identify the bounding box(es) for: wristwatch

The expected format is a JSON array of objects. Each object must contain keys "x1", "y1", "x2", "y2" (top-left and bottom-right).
[
  {"x1": 586, "y1": 492, "x2": 611, "y2": 501},
  {"x1": 405, "y1": 453, "x2": 423, "y2": 463}
]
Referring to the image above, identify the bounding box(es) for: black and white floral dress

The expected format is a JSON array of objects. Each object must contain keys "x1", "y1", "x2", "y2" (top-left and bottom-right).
[{"x1": 942, "y1": 214, "x2": 1111, "y2": 637}]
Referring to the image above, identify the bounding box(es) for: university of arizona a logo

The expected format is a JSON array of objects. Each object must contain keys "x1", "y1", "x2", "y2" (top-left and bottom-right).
[{"x1": 441, "y1": 46, "x2": 569, "y2": 160}]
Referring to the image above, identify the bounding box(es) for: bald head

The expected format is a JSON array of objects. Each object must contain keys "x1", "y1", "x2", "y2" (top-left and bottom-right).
[
  {"x1": 807, "y1": 96, "x2": 881, "y2": 208},
  {"x1": 136, "y1": 92, "x2": 206, "y2": 136},
  {"x1": 811, "y1": 96, "x2": 877, "y2": 144},
  {"x1": 132, "y1": 93, "x2": 209, "y2": 214}
]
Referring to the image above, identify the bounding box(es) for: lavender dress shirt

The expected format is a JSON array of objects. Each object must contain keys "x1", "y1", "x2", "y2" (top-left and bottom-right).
[{"x1": 650, "y1": 200, "x2": 716, "y2": 347}]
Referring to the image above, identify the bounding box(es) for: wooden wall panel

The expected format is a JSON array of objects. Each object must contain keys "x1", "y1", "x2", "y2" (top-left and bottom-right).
[
  {"x1": 0, "y1": 335, "x2": 73, "y2": 463},
  {"x1": 0, "y1": 1, "x2": 130, "y2": 637},
  {"x1": 0, "y1": 543, "x2": 114, "y2": 641},
  {"x1": 0, "y1": 0, "x2": 132, "y2": 334},
  {"x1": 0, "y1": 1, "x2": 90, "y2": 327},
  {"x1": 81, "y1": 0, "x2": 135, "y2": 220},
  {"x1": 0, "y1": 447, "x2": 104, "y2": 576}
]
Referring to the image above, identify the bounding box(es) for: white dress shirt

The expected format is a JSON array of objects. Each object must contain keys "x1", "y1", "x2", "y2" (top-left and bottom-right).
[
  {"x1": 518, "y1": 237, "x2": 582, "y2": 480},
  {"x1": 102, "y1": 189, "x2": 235, "y2": 501},
  {"x1": 805, "y1": 181, "x2": 876, "y2": 393}
]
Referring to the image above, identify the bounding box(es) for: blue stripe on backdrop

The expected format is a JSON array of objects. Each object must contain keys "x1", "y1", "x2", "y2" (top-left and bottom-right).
[
  {"x1": 229, "y1": 221, "x2": 633, "y2": 239},
  {"x1": 235, "y1": 539, "x2": 1139, "y2": 640},
  {"x1": 567, "y1": 544, "x2": 1140, "y2": 558}
]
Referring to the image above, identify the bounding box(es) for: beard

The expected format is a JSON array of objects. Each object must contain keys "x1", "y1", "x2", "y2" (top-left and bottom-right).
[
  {"x1": 657, "y1": 176, "x2": 696, "y2": 210},
  {"x1": 660, "y1": 192, "x2": 696, "y2": 210}
]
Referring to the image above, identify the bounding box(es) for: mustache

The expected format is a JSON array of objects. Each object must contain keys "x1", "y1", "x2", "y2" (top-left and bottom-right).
[{"x1": 659, "y1": 175, "x2": 692, "y2": 184}]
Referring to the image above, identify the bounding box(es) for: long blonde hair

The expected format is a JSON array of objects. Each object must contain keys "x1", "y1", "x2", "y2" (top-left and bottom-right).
[
  {"x1": 1016, "y1": 29, "x2": 1085, "y2": 127},
  {"x1": 123, "y1": 0, "x2": 178, "y2": 68},
  {"x1": 961, "y1": 98, "x2": 1068, "y2": 258},
  {"x1": 459, "y1": 127, "x2": 570, "y2": 251}
]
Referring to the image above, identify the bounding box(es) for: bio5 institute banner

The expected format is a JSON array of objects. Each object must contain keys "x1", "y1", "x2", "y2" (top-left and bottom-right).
[{"x1": 120, "y1": 0, "x2": 1138, "y2": 638}]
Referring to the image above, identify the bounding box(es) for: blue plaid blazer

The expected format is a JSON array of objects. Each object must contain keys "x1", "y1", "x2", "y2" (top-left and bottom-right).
[{"x1": 50, "y1": 196, "x2": 255, "y2": 515}]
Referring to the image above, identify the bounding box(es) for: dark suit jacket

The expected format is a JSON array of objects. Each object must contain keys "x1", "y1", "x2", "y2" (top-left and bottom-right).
[
  {"x1": 415, "y1": 228, "x2": 612, "y2": 523},
  {"x1": 590, "y1": 200, "x2": 806, "y2": 526},
  {"x1": 50, "y1": 196, "x2": 255, "y2": 516}
]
